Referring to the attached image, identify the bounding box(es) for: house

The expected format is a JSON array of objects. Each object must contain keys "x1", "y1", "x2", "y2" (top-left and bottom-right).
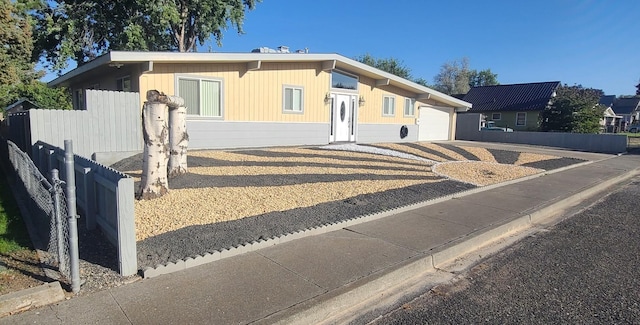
[
  {"x1": 48, "y1": 51, "x2": 471, "y2": 150},
  {"x1": 3, "y1": 98, "x2": 40, "y2": 120},
  {"x1": 601, "y1": 106, "x2": 623, "y2": 133},
  {"x1": 610, "y1": 97, "x2": 640, "y2": 129},
  {"x1": 599, "y1": 95, "x2": 622, "y2": 133},
  {"x1": 460, "y1": 81, "x2": 561, "y2": 131}
]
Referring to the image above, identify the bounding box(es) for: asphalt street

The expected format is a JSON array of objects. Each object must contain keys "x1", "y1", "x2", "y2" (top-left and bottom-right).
[{"x1": 364, "y1": 177, "x2": 640, "y2": 324}]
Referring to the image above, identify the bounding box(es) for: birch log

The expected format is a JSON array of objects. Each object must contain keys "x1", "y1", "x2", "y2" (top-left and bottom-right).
[
  {"x1": 137, "y1": 91, "x2": 170, "y2": 200},
  {"x1": 162, "y1": 96, "x2": 189, "y2": 178}
]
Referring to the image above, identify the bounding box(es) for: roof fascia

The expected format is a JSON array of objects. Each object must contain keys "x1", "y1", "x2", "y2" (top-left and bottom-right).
[
  {"x1": 48, "y1": 53, "x2": 113, "y2": 87},
  {"x1": 48, "y1": 51, "x2": 472, "y2": 109}
]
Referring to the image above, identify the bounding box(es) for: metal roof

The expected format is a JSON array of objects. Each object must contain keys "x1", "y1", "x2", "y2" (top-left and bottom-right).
[
  {"x1": 462, "y1": 81, "x2": 560, "y2": 112},
  {"x1": 48, "y1": 51, "x2": 472, "y2": 110},
  {"x1": 612, "y1": 97, "x2": 640, "y2": 115}
]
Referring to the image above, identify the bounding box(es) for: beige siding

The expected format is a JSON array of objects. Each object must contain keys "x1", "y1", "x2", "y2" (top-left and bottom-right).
[
  {"x1": 138, "y1": 62, "x2": 331, "y2": 123},
  {"x1": 356, "y1": 75, "x2": 455, "y2": 125}
]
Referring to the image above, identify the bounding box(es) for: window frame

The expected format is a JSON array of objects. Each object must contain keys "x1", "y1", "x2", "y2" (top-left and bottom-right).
[
  {"x1": 331, "y1": 70, "x2": 359, "y2": 92},
  {"x1": 516, "y1": 112, "x2": 527, "y2": 126},
  {"x1": 491, "y1": 113, "x2": 501, "y2": 121},
  {"x1": 73, "y1": 89, "x2": 85, "y2": 110},
  {"x1": 403, "y1": 98, "x2": 415, "y2": 117},
  {"x1": 175, "y1": 75, "x2": 224, "y2": 119},
  {"x1": 383, "y1": 95, "x2": 396, "y2": 117},
  {"x1": 282, "y1": 85, "x2": 304, "y2": 114},
  {"x1": 116, "y1": 75, "x2": 131, "y2": 92}
]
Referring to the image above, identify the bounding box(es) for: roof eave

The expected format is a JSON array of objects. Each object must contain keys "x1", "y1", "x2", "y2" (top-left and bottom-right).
[{"x1": 48, "y1": 51, "x2": 472, "y2": 109}]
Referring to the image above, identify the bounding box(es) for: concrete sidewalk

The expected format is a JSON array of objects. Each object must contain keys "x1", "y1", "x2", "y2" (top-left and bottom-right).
[{"x1": 3, "y1": 151, "x2": 639, "y2": 325}]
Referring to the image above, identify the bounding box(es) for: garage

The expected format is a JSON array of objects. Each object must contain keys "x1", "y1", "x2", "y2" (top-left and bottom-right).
[{"x1": 418, "y1": 106, "x2": 452, "y2": 141}]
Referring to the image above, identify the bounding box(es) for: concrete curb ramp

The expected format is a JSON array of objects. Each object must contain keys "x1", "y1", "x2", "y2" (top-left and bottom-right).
[{"x1": 0, "y1": 282, "x2": 65, "y2": 317}]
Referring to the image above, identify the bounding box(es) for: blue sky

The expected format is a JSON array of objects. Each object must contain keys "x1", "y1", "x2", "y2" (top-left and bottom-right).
[{"x1": 192, "y1": 0, "x2": 639, "y2": 96}]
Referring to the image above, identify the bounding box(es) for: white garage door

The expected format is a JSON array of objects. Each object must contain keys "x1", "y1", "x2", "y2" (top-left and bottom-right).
[{"x1": 418, "y1": 106, "x2": 452, "y2": 141}]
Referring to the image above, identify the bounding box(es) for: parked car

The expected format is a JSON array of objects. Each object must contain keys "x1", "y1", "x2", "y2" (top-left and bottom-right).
[
  {"x1": 481, "y1": 121, "x2": 514, "y2": 132},
  {"x1": 628, "y1": 125, "x2": 640, "y2": 133}
]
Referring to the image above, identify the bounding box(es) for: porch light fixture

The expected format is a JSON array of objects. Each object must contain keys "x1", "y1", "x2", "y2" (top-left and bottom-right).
[
  {"x1": 359, "y1": 95, "x2": 366, "y2": 106},
  {"x1": 324, "y1": 93, "x2": 331, "y2": 104}
]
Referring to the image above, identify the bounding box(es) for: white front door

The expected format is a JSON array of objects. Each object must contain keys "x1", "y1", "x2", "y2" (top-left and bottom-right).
[{"x1": 332, "y1": 93, "x2": 356, "y2": 142}]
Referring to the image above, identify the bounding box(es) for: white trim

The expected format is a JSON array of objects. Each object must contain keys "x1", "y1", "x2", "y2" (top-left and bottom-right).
[
  {"x1": 282, "y1": 85, "x2": 304, "y2": 114},
  {"x1": 383, "y1": 95, "x2": 396, "y2": 117},
  {"x1": 175, "y1": 74, "x2": 224, "y2": 119},
  {"x1": 516, "y1": 112, "x2": 527, "y2": 126},
  {"x1": 48, "y1": 51, "x2": 472, "y2": 109},
  {"x1": 330, "y1": 69, "x2": 359, "y2": 92},
  {"x1": 403, "y1": 98, "x2": 415, "y2": 117}
]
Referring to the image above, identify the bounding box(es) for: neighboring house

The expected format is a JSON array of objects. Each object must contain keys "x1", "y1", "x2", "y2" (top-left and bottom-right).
[
  {"x1": 599, "y1": 95, "x2": 622, "y2": 133},
  {"x1": 610, "y1": 97, "x2": 640, "y2": 129},
  {"x1": 3, "y1": 98, "x2": 39, "y2": 120},
  {"x1": 460, "y1": 81, "x2": 561, "y2": 131},
  {"x1": 601, "y1": 106, "x2": 623, "y2": 133},
  {"x1": 48, "y1": 51, "x2": 471, "y2": 149},
  {"x1": 1, "y1": 99, "x2": 40, "y2": 139}
]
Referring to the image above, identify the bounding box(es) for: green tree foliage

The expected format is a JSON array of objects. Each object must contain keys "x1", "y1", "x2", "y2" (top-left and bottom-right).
[
  {"x1": 539, "y1": 84, "x2": 605, "y2": 133},
  {"x1": 432, "y1": 58, "x2": 499, "y2": 95},
  {"x1": 30, "y1": 0, "x2": 259, "y2": 70},
  {"x1": 355, "y1": 54, "x2": 432, "y2": 87},
  {"x1": 0, "y1": 0, "x2": 36, "y2": 85},
  {"x1": 0, "y1": 0, "x2": 71, "y2": 111},
  {"x1": 469, "y1": 69, "x2": 499, "y2": 87},
  {"x1": 432, "y1": 57, "x2": 471, "y2": 95},
  {"x1": 355, "y1": 53, "x2": 412, "y2": 79}
]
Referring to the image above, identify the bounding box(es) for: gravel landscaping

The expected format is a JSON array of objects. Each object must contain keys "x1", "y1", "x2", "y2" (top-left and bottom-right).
[{"x1": 70, "y1": 142, "x2": 585, "y2": 294}]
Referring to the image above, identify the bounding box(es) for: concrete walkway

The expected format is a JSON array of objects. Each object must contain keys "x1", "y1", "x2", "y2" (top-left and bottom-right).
[{"x1": 2, "y1": 147, "x2": 639, "y2": 325}]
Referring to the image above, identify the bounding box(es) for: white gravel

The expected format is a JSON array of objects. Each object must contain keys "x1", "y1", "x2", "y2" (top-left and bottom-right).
[{"x1": 320, "y1": 143, "x2": 438, "y2": 164}]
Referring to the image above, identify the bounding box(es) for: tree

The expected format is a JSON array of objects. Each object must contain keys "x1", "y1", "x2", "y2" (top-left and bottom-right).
[
  {"x1": 137, "y1": 90, "x2": 170, "y2": 200},
  {"x1": 469, "y1": 69, "x2": 499, "y2": 87},
  {"x1": 355, "y1": 54, "x2": 412, "y2": 79},
  {"x1": 636, "y1": 78, "x2": 640, "y2": 96},
  {"x1": 30, "y1": 0, "x2": 259, "y2": 70},
  {"x1": 0, "y1": 0, "x2": 36, "y2": 85},
  {"x1": 539, "y1": 84, "x2": 605, "y2": 133},
  {"x1": 432, "y1": 57, "x2": 471, "y2": 95},
  {"x1": 432, "y1": 58, "x2": 499, "y2": 95},
  {"x1": 1, "y1": 0, "x2": 71, "y2": 109}
]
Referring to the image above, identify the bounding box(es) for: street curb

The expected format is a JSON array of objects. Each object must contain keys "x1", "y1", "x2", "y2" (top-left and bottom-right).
[
  {"x1": 0, "y1": 282, "x2": 65, "y2": 318},
  {"x1": 263, "y1": 164, "x2": 640, "y2": 325}
]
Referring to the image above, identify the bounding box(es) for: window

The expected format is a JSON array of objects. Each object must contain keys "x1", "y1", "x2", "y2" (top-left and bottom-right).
[
  {"x1": 73, "y1": 89, "x2": 85, "y2": 110},
  {"x1": 331, "y1": 70, "x2": 358, "y2": 90},
  {"x1": 383, "y1": 95, "x2": 395, "y2": 116},
  {"x1": 177, "y1": 76, "x2": 222, "y2": 117},
  {"x1": 116, "y1": 76, "x2": 131, "y2": 92},
  {"x1": 516, "y1": 112, "x2": 526, "y2": 126},
  {"x1": 283, "y1": 85, "x2": 304, "y2": 113},
  {"x1": 404, "y1": 98, "x2": 415, "y2": 117},
  {"x1": 491, "y1": 113, "x2": 501, "y2": 121}
]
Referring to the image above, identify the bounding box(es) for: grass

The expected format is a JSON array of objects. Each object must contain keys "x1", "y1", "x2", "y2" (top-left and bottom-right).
[
  {"x1": 622, "y1": 132, "x2": 640, "y2": 138},
  {"x1": 0, "y1": 168, "x2": 31, "y2": 254}
]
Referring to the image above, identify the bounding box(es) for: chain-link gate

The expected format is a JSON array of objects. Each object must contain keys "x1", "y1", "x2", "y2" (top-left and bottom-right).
[{"x1": 1, "y1": 139, "x2": 79, "y2": 291}]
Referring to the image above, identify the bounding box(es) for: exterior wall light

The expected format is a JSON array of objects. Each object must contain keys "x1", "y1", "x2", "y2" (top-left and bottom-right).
[{"x1": 359, "y1": 95, "x2": 366, "y2": 106}]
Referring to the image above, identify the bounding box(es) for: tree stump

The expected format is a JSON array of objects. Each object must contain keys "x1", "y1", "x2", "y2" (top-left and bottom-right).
[
  {"x1": 164, "y1": 96, "x2": 189, "y2": 178},
  {"x1": 137, "y1": 91, "x2": 170, "y2": 200}
]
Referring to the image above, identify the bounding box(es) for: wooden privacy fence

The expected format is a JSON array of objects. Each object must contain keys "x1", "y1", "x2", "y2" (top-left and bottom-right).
[
  {"x1": 8, "y1": 90, "x2": 142, "y2": 162},
  {"x1": 33, "y1": 141, "x2": 137, "y2": 276}
]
